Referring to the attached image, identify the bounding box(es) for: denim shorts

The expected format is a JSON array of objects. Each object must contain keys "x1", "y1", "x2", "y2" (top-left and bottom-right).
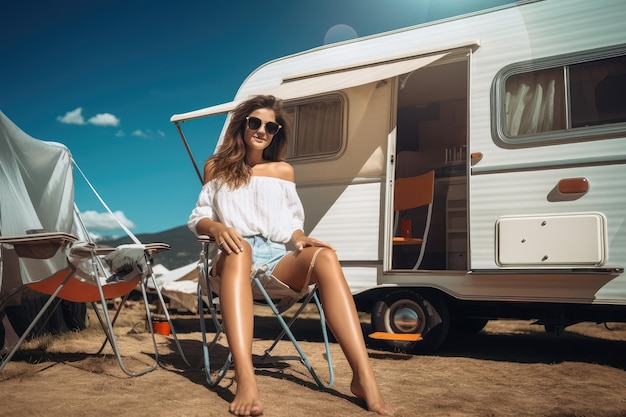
[
  {"x1": 243, "y1": 235, "x2": 287, "y2": 276},
  {"x1": 206, "y1": 235, "x2": 308, "y2": 312}
]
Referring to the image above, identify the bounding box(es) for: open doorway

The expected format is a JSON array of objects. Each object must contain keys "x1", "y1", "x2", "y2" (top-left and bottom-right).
[{"x1": 391, "y1": 58, "x2": 468, "y2": 271}]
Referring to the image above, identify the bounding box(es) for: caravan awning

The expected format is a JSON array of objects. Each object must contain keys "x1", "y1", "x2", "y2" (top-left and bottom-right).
[
  {"x1": 170, "y1": 100, "x2": 239, "y2": 123},
  {"x1": 170, "y1": 52, "x2": 447, "y2": 123}
]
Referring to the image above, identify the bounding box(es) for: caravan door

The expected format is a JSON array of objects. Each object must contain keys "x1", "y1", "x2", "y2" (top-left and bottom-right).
[{"x1": 390, "y1": 50, "x2": 471, "y2": 273}]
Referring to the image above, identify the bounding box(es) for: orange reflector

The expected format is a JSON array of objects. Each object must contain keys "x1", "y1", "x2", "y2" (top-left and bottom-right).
[
  {"x1": 558, "y1": 177, "x2": 589, "y2": 194},
  {"x1": 470, "y1": 152, "x2": 483, "y2": 165},
  {"x1": 368, "y1": 332, "x2": 422, "y2": 342}
]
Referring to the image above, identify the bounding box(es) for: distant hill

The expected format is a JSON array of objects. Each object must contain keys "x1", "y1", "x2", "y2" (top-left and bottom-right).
[{"x1": 98, "y1": 225, "x2": 200, "y2": 270}]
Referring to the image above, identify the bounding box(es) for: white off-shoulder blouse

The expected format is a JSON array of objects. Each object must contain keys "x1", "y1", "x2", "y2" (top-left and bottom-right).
[{"x1": 188, "y1": 176, "x2": 305, "y2": 243}]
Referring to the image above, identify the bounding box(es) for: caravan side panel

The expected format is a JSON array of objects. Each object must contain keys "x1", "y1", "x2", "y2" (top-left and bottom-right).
[{"x1": 467, "y1": 0, "x2": 626, "y2": 304}]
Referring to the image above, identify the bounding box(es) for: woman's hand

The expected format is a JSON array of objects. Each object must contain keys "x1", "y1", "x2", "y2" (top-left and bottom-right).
[
  {"x1": 214, "y1": 225, "x2": 245, "y2": 254},
  {"x1": 197, "y1": 218, "x2": 244, "y2": 254},
  {"x1": 293, "y1": 235, "x2": 335, "y2": 252}
]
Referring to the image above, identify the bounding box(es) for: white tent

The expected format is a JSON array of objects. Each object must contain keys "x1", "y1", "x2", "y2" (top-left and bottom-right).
[
  {"x1": 157, "y1": 262, "x2": 200, "y2": 313},
  {"x1": 151, "y1": 264, "x2": 170, "y2": 277},
  {"x1": 0, "y1": 110, "x2": 86, "y2": 351}
]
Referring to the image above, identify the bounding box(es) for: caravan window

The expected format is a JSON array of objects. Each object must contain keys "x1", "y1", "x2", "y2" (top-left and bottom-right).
[
  {"x1": 284, "y1": 95, "x2": 344, "y2": 160},
  {"x1": 495, "y1": 49, "x2": 626, "y2": 144}
]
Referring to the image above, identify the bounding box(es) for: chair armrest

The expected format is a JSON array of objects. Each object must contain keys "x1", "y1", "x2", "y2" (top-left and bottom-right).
[
  {"x1": 0, "y1": 232, "x2": 79, "y2": 245},
  {"x1": 90, "y1": 244, "x2": 171, "y2": 264},
  {"x1": 68, "y1": 241, "x2": 98, "y2": 257},
  {"x1": 0, "y1": 232, "x2": 80, "y2": 259},
  {"x1": 197, "y1": 235, "x2": 214, "y2": 243},
  {"x1": 143, "y1": 242, "x2": 171, "y2": 253}
]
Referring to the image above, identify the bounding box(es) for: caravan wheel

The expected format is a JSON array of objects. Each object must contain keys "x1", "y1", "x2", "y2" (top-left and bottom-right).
[{"x1": 371, "y1": 290, "x2": 449, "y2": 354}]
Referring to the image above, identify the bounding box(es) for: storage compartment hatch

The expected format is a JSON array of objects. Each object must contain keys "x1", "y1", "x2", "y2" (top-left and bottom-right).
[{"x1": 496, "y1": 213, "x2": 607, "y2": 267}]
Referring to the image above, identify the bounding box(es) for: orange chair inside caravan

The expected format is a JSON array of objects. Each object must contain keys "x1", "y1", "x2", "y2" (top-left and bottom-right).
[{"x1": 392, "y1": 170, "x2": 435, "y2": 270}]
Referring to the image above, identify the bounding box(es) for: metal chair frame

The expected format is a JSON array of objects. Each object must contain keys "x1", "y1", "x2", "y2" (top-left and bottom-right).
[
  {"x1": 0, "y1": 233, "x2": 190, "y2": 376},
  {"x1": 196, "y1": 236, "x2": 334, "y2": 389}
]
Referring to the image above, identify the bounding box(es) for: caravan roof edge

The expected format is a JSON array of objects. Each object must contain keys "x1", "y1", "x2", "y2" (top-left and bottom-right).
[{"x1": 169, "y1": 0, "x2": 539, "y2": 122}]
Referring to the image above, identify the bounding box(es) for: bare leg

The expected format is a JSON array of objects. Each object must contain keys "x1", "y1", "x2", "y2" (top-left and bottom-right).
[
  {"x1": 215, "y1": 243, "x2": 263, "y2": 416},
  {"x1": 273, "y1": 249, "x2": 395, "y2": 416}
]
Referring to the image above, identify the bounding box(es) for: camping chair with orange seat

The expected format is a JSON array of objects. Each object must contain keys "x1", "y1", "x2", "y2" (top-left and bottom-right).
[
  {"x1": 0, "y1": 110, "x2": 189, "y2": 376},
  {"x1": 195, "y1": 235, "x2": 335, "y2": 389},
  {"x1": 0, "y1": 226, "x2": 189, "y2": 377},
  {"x1": 392, "y1": 170, "x2": 435, "y2": 270}
]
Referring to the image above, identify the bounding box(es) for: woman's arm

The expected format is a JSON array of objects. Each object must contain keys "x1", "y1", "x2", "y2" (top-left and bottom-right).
[
  {"x1": 290, "y1": 230, "x2": 335, "y2": 252},
  {"x1": 196, "y1": 217, "x2": 244, "y2": 254},
  {"x1": 194, "y1": 160, "x2": 244, "y2": 253}
]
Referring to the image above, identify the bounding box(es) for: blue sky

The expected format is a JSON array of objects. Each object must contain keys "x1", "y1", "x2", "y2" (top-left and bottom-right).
[{"x1": 1, "y1": 0, "x2": 513, "y2": 237}]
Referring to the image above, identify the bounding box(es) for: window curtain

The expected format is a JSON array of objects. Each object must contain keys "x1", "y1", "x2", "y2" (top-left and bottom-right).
[
  {"x1": 504, "y1": 68, "x2": 565, "y2": 136},
  {"x1": 294, "y1": 100, "x2": 341, "y2": 156}
]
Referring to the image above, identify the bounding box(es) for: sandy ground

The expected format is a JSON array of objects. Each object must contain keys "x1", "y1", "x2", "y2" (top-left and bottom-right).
[{"x1": 2, "y1": 301, "x2": 626, "y2": 417}]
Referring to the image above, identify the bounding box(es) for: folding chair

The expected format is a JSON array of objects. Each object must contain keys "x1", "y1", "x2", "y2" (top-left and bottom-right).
[
  {"x1": 392, "y1": 170, "x2": 435, "y2": 270},
  {"x1": 196, "y1": 236, "x2": 334, "y2": 389},
  {"x1": 0, "y1": 111, "x2": 189, "y2": 376},
  {"x1": 0, "y1": 231, "x2": 189, "y2": 376}
]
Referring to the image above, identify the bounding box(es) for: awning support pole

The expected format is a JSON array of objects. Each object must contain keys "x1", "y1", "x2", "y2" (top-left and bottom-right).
[{"x1": 174, "y1": 121, "x2": 203, "y2": 184}]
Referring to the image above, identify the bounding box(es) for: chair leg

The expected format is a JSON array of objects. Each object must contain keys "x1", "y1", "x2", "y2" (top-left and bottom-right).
[
  {"x1": 92, "y1": 270, "x2": 190, "y2": 376},
  {"x1": 195, "y1": 241, "x2": 334, "y2": 389},
  {"x1": 198, "y1": 278, "x2": 231, "y2": 387},
  {"x1": 148, "y1": 272, "x2": 191, "y2": 367},
  {"x1": 92, "y1": 277, "x2": 159, "y2": 377},
  {"x1": 310, "y1": 292, "x2": 334, "y2": 388},
  {"x1": 93, "y1": 301, "x2": 112, "y2": 354},
  {"x1": 254, "y1": 279, "x2": 334, "y2": 389},
  {"x1": 95, "y1": 290, "x2": 134, "y2": 355},
  {"x1": 412, "y1": 202, "x2": 433, "y2": 270},
  {"x1": 0, "y1": 267, "x2": 74, "y2": 373}
]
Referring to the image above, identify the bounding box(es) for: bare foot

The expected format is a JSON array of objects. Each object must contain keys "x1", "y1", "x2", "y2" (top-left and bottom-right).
[
  {"x1": 351, "y1": 377, "x2": 395, "y2": 416},
  {"x1": 229, "y1": 380, "x2": 263, "y2": 416}
]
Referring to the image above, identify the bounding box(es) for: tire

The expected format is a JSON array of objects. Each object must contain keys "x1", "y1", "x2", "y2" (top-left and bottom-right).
[{"x1": 371, "y1": 290, "x2": 450, "y2": 354}]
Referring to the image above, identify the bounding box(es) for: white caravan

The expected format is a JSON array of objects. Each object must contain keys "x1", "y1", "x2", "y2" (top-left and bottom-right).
[{"x1": 172, "y1": 0, "x2": 626, "y2": 352}]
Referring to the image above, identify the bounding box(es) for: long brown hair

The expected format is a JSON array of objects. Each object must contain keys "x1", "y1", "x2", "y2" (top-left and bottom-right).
[{"x1": 206, "y1": 95, "x2": 290, "y2": 189}]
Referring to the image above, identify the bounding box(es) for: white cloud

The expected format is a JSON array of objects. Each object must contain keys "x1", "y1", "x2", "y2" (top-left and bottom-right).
[
  {"x1": 80, "y1": 210, "x2": 136, "y2": 231},
  {"x1": 132, "y1": 129, "x2": 165, "y2": 140},
  {"x1": 87, "y1": 231, "x2": 104, "y2": 241},
  {"x1": 57, "y1": 107, "x2": 86, "y2": 125},
  {"x1": 88, "y1": 113, "x2": 120, "y2": 127},
  {"x1": 57, "y1": 108, "x2": 163, "y2": 140},
  {"x1": 57, "y1": 107, "x2": 120, "y2": 127}
]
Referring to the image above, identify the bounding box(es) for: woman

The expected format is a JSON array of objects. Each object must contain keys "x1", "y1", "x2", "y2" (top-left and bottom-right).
[{"x1": 188, "y1": 95, "x2": 395, "y2": 417}]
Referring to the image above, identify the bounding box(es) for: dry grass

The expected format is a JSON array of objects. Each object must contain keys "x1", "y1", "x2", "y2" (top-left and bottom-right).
[{"x1": 2, "y1": 300, "x2": 626, "y2": 417}]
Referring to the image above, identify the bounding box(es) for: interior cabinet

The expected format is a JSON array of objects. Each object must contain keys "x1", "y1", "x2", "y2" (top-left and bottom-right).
[{"x1": 445, "y1": 177, "x2": 467, "y2": 270}]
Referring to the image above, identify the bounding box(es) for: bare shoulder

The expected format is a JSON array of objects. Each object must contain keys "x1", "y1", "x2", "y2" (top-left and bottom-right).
[
  {"x1": 273, "y1": 161, "x2": 295, "y2": 181},
  {"x1": 254, "y1": 161, "x2": 294, "y2": 182}
]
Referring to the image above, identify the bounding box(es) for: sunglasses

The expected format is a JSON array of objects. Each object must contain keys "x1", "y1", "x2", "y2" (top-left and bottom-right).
[{"x1": 246, "y1": 116, "x2": 282, "y2": 135}]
